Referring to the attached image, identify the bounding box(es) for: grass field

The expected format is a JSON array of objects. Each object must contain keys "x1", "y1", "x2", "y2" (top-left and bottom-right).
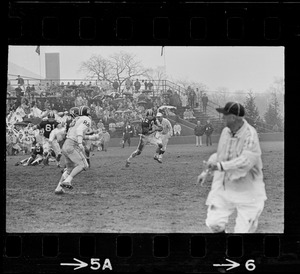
[{"x1": 6, "y1": 141, "x2": 284, "y2": 233}]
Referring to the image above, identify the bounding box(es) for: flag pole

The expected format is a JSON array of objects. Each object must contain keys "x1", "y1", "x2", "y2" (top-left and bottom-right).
[
  {"x1": 36, "y1": 46, "x2": 42, "y2": 83},
  {"x1": 39, "y1": 53, "x2": 41, "y2": 82}
]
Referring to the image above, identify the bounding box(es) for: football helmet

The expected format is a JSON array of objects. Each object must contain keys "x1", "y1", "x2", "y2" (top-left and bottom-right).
[
  {"x1": 69, "y1": 107, "x2": 80, "y2": 118},
  {"x1": 145, "y1": 109, "x2": 154, "y2": 117},
  {"x1": 79, "y1": 106, "x2": 91, "y2": 116},
  {"x1": 47, "y1": 111, "x2": 55, "y2": 120}
]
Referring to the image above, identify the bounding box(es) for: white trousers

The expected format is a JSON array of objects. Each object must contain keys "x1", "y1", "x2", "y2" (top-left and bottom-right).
[
  {"x1": 205, "y1": 194, "x2": 265, "y2": 233},
  {"x1": 195, "y1": 136, "x2": 203, "y2": 146},
  {"x1": 51, "y1": 140, "x2": 62, "y2": 156}
]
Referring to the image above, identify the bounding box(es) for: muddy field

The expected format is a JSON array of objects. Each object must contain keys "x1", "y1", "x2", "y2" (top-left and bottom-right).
[{"x1": 6, "y1": 141, "x2": 284, "y2": 233}]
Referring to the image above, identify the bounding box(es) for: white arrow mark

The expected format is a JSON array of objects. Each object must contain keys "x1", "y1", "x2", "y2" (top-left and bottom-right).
[
  {"x1": 213, "y1": 258, "x2": 240, "y2": 271},
  {"x1": 61, "y1": 258, "x2": 88, "y2": 270}
]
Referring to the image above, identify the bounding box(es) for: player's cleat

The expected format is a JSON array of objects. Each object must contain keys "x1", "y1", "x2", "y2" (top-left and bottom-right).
[
  {"x1": 154, "y1": 155, "x2": 160, "y2": 162},
  {"x1": 54, "y1": 188, "x2": 65, "y2": 195},
  {"x1": 15, "y1": 162, "x2": 20, "y2": 166},
  {"x1": 154, "y1": 155, "x2": 162, "y2": 163},
  {"x1": 125, "y1": 160, "x2": 130, "y2": 167},
  {"x1": 60, "y1": 181, "x2": 73, "y2": 189}
]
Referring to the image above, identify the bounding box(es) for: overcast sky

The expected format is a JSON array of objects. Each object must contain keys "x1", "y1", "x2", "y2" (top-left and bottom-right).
[{"x1": 7, "y1": 46, "x2": 284, "y2": 93}]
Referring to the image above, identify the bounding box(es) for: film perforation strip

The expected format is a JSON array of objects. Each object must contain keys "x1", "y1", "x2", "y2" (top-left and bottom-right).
[
  {"x1": 227, "y1": 17, "x2": 244, "y2": 40},
  {"x1": 79, "y1": 17, "x2": 96, "y2": 40},
  {"x1": 264, "y1": 17, "x2": 281, "y2": 40},
  {"x1": 8, "y1": 5, "x2": 300, "y2": 44},
  {"x1": 3, "y1": 235, "x2": 300, "y2": 272},
  {"x1": 190, "y1": 235, "x2": 206, "y2": 257},
  {"x1": 42, "y1": 17, "x2": 59, "y2": 40},
  {"x1": 116, "y1": 17, "x2": 133, "y2": 40},
  {"x1": 4, "y1": 235, "x2": 287, "y2": 258},
  {"x1": 116, "y1": 236, "x2": 132, "y2": 258},
  {"x1": 226, "y1": 235, "x2": 243, "y2": 258},
  {"x1": 5, "y1": 235, "x2": 298, "y2": 272},
  {"x1": 43, "y1": 236, "x2": 59, "y2": 257}
]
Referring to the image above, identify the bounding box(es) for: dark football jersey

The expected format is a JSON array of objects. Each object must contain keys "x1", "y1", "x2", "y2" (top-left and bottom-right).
[
  {"x1": 141, "y1": 117, "x2": 157, "y2": 135},
  {"x1": 38, "y1": 120, "x2": 59, "y2": 139},
  {"x1": 123, "y1": 125, "x2": 133, "y2": 134},
  {"x1": 32, "y1": 145, "x2": 43, "y2": 156},
  {"x1": 65, "y1": 118, "x2": 73, "y2": 133}
]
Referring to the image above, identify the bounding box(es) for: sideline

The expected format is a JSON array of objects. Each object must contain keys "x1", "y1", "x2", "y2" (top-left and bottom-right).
[{"x1": 107, "y1": 132, "x2": 284, "y2": 147}]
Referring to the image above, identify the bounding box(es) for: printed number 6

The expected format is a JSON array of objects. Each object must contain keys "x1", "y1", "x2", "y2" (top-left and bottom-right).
[
  {"x1": 90, "y1": 258, "x2": 100, "y2": 270},
  {"x1": 245, "y1": 259, "x2": 256, "y2": 271}
]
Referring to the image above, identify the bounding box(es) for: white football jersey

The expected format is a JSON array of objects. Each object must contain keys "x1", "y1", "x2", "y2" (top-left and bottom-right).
[
  {"x1": 156, "y1": 118, "x2": 173, "y2": 135},
  {"x1": 49, "y1": 127, "x2": 66, "y2": 142},
  {"x1": 66, "y1": 116, "x2": 91, "y2": 142}
]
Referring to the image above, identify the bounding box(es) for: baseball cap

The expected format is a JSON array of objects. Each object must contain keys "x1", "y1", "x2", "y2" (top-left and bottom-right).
[
  {"x1": 156, "y1": 112, "x2": 163, "y2": 117},
  {"x1": 216, "y1": 102, "x2": 245, "y2": 117}
]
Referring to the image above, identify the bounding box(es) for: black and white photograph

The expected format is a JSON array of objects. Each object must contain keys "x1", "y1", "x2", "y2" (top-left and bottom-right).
[{"x1": 6, "y1": 46, "x2": 284, "y2": 233}]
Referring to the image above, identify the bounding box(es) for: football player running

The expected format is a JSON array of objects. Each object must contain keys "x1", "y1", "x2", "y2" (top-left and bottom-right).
[
  {"x1": 59, "y1": 107, "x2": 91, "y2": 169},
  {"x1": 125, "y1": 109, "x2": 163, "y2": 167},
  {"x1": 54, "y1": 106, "x2": 102, "y2": 194},
  {"x1": 153, "y1": 112, "x2": 173, "y2": 163}
]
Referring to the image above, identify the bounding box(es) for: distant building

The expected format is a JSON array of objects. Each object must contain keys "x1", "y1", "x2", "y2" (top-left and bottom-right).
[{"x1": 45, "y1": 53, "x2": 60, "y2": 84}]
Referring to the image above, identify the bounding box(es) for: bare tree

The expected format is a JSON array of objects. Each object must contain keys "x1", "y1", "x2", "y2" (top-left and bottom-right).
[
  {"x1": 173, "y1": 78, "x2": 191, "y2": 90},
  {"x1": 109, "y1": 51, "x2": 149, "y2": 90},
  {"x1": 209, "y1": 87, "x2": 231, "y2": 107},
  {"x1": 231, "y1": 90, "x2": 248, "y2": 103},
  {"x1": 79, "y1": 51, "x2": 149, "y2": 91},
  {"x1": 79, "y1": 54, "x2": 113, "y2": 82},
  {"x1": 145, "y1": 66, "x2": 167, "y2": 92},
  {"x1": 172, "y1": 78, "x2": 209, "y2": 97}
]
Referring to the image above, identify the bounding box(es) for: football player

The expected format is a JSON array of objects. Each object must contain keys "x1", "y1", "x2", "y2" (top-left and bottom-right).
[
  {"x1": 153, "y1": 112, "x2": 173, "y2": 163},
  {"x1": 125, "y1": 109, "x2": 163, "y2": 167},
  {"x1": 121, "y1": 121, "x2": 134, "y2": 148},
  {"x1": 59, "y1": 106, "x2": 92, "y2": 170},
  {"x1": 54, "y1": 106, "x2": 102, "y2": 194},
  {"x1": 35, "y1": 111, "x2": 60, "y2": 165},
  {"x1": 15, "y1": 143, "x2": 44, "y2": 166}
]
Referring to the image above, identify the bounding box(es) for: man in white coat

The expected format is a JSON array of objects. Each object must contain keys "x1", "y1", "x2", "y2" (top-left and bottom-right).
[{"x1": 197, "y1": 102, "x2": 267, "y2": 233}]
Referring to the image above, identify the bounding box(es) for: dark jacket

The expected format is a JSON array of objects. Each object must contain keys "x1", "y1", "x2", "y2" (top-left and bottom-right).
[
  {"x1": 194, "y1": 125, "x2": 205, "y2": 136},
  {"x1": 202, "y1": 95, "x2": 208, "y2": 105},
  {"x1": 204, "y1": 123, "x2": 214, "y2": 135}
]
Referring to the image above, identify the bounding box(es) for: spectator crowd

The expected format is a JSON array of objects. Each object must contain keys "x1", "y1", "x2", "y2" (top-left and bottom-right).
[{"x1": 6, "y1": 75, "x2": 212, "y2": 156}]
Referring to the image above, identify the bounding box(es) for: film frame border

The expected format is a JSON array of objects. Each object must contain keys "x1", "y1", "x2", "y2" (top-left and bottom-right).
[{"x1": 5, "y1": 0, "x2": 300, "y2": 273}]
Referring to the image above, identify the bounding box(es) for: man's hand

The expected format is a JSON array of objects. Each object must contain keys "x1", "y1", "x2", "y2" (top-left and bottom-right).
[
  {"x1": 197, "y1": 171, "x2": 209, "y2": 186},
  {"x1": 197, "y1": 170, "x2": 214, "y2": 186},
  {"x1": 207, "y1": 161, "x2": 219, "y2": 171}
]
